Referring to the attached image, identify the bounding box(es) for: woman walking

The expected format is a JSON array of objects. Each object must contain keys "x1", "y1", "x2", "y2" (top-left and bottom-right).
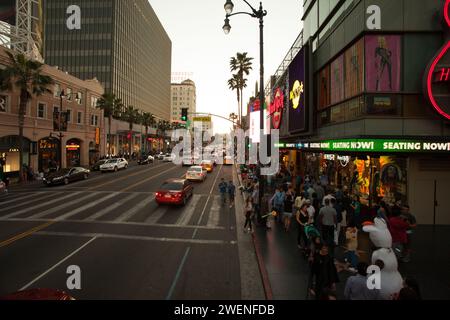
[
  {"x1": 283, "y1": 187, "x2": 295, "y2": 232},
  {"x1": 244, "y1": 197, "x2": 254, "y2": 233},
  {"x1": 296, "y1": 203, "x2": 310, "y2": 250}
]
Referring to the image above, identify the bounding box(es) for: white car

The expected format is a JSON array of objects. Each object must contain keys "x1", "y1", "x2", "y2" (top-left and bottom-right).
[
  {"x1": 163, "y1": 154, "x2": 175, "y2": 162},
  {"x1": 186, "y1": 166, "x2": 207, "y2": 182},
  {"x1": 100, "y1": 158, "x2": 128, "y2": 172}
]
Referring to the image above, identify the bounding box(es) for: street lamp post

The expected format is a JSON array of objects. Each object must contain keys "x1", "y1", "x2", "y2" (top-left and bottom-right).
[
  {"x1": 59, "y1": 90, "x2": 65, "y2": 169},
  {"x1": 223, "y1": 0, "x2": 267, "y2": 219}
]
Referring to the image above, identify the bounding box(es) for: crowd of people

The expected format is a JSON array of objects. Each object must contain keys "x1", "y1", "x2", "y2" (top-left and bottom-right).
[{"x1": 237, "y1": 165, "x2": 421, "y2": 300}]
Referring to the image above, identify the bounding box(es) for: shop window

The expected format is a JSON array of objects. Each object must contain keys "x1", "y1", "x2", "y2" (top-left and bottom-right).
[
  {"x1": 0, "y1": 94, "x2": 8, "y2": 113},
  {"x1": 37, "y1": 102, "x2": 46, "y2": 119},
  {"x1": 365, "y1": 95, "x2": 401, "y2": 116}
]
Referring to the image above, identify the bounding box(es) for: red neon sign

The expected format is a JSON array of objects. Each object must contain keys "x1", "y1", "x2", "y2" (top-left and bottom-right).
[
  {"x1": 425, "y1": 0, "x2": 450, "y2": 120},
  {"x1": 269, "y1": 88, "x2": 285, "y2": 129}
]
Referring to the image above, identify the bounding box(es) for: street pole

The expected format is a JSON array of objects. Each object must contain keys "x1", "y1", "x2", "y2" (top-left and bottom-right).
[
  {"x1": 59, "y1": 90, "x2": 65, "y2": 169},
  {"x1": 258, "y1": 2, "x2": 265, "y2": 219}
]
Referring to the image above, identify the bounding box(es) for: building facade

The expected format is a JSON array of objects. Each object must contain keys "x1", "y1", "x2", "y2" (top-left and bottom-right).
[
  {"x1": 0, "y1": 47, "x2": 105, "y2": 180},
  {"x1": 43, "y1": 0, "x2": 172, "y2": 120},
  {"x1": 267, "y1": 0, "x2": 450, "y2": 225},
  {"x1": 171, "y1": 79, "x2": 196, "y2": 124}
]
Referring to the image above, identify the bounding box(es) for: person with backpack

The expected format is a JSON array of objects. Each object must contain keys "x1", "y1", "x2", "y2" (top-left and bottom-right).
[{"x1": 218, "y1": 179, "x2": 228, "y2": 205}]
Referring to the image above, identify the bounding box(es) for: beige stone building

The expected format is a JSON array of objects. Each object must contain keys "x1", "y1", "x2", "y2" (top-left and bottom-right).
[
  {"x1": 0, "y1": 47, "x2": 105, "y2": 179},
  {"x1": 171, "y1": 79, "x2": 196, "y2": 125}
]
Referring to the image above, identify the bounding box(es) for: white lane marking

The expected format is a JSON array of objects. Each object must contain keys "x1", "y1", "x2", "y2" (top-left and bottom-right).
[
  {"x1": 84, "y1": 193, "x2": 141, "y2": 221},
  {"x1": 0, "y1": 193, "x2": 40, "y2": 206},
  {"x1": 26, "y1": 192, "x2": 99, "y2": 219},
  {"x1": 114, "y1": 196, "x2": 155, "y2": 222},
  {"x1": 0, "y1": 218, "x2": 226, "y2": 230},
  {"x1": 176, "y1": 195, "x2": 202, "y2": 226},
  {"x1": 144, "y1": 205, "x2": 168, "y2": 224},
  {"x1": 195, "y1": 165, "x2": 223, "y2": 226},
  {"x1": 2, "y1": 192, "x2": 84, "y2": 219},
  {"x1": 55, "y1": 192, "x2": 121, "y2": 221},
  {"x1": 20, "y1": 237, "x2": 97, "y2": 291},
  {"x1": 34, "y1": 231, "x2": 234, "y2": 245},
  {"x1": 206, "y1": 195, "x2": 222, "y2": 227},
  {"x1": 1, "y1": 192, "x2": 59, "y2": 212}
]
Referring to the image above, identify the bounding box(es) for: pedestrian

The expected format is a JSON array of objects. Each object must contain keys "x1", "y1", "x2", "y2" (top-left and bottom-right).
[
  {"x1": 283, "y1": 186, "x2": 295, "y2": 232},
  {"x1": 310, "y1": 244, "x2": 339, "y2": 299},
  {"x1": 318, "y1": 198, "x2": 337, "y2": 248},
  {"x1": 296, "y1": 203, "x2": 310, "y2": 250},
  {"x1": 251, "y1": 184, "x2": 260, "y2": 220},
  {"x1": 294, "y1": 192, "x2": 307, "y2": 213},
  {"x1": 270, "y1": 186, "x2": 285, "y2": 222},
  {"x1": 401, "y1": 205, "x2": 416, "y2": 263},
  {"x1": 218, "y1": 178, "x2": 228, "y2": 205},
  {"x1": 344, "y1": 227, "x2": 359, "y2": 272},
  {"x1": 305, "y1": 199, "x2": 316, "y2": 224},
  {"x1": 339, "y1": 202, "x2": 348, "y2": 246},
  {"x1": 344, "y1": 262, "x2": 381, "y2": 300},
  {"x1": 333, "y1": 198, "x2": 343, "y2": 245},
  {"x1": 227, "y1": 180, "x2": 236, "y2": 209},
  {"x1": 322, "y1": 193, "x2": 336, "y2": 207},
  {"x1": 389, "y1": 210, "x2": 410, "y2": 261},
  {"x1": 314, "y1": 182, "x2": 325, "y2": 203},
  {"x1": 350, "y1": 195, "x2": 362, "y2": 229},
  {"x1": 243, "y1": 196, "x2": 254, "y2": 233}
]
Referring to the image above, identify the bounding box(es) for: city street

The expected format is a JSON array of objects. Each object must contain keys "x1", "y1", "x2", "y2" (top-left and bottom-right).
[{"x1": 0, "y1": 162, "x2": 243, "y2": 299}]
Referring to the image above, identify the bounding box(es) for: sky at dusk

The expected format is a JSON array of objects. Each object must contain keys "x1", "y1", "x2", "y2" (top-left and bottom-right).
[{"x1": 149, "y1": 0, "x2": 304, "y2": 133}]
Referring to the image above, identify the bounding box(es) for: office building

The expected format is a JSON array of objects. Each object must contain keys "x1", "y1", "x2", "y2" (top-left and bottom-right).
[{"x1": 171, "y1": 79, "x2": 196, "y2": 124}]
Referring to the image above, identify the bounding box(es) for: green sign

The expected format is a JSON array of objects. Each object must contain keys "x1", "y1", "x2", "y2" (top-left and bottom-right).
[{"x1": 298, "y1": 139, "x2": 450, "y2": 153}]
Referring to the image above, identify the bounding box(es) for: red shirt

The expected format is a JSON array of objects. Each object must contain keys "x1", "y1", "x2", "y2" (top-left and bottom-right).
[{"x1": 389, "y1": 216, "x2": 409, "y2": 244}]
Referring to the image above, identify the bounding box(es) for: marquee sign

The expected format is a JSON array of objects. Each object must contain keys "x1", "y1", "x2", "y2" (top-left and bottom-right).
[
  {"x1": 268, "y1": 88, "x2": 284, "y2": 129},
  {"x1": 424, "y1": 0, "x2": 450, "y2": 120}
]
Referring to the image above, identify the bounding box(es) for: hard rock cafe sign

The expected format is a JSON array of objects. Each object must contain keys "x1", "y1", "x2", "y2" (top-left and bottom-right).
[
  {"x1": 268, "y1": 88, "x2": 284, "y2": 129},
  {"x1": 424, "y1": 0, "x2": 450, "y2": 120}
]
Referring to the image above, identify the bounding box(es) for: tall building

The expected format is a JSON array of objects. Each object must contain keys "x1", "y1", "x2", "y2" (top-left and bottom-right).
[
  {"x1": 43, "y1": 0, "x2": 172, "y2": 120},
  {"x1": 171, "y1": 79, "x2": 196, "y2": 124}
]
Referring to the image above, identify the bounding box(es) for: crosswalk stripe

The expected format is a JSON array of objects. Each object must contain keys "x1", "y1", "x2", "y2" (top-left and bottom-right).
[
  {"x1": 114, "y1": 196, "x2": 155, "y2": 222},
  {"x1": 206, "y1": 196, "x2": 222, "y2": 227},
  {"x1": 144, "y1": 206, "x2": 168, "y2": 224},
  {"x1": 85, "y1": 193, "x2": 141, "y2": 221},
  {"x1": 0, "y1": 193, "x2": 39, "y2": 205},
  {"x1": 1, "y1": 192, "x2": 58, "y2": 212},
  {"x1": 55, "y1": 192, "x2": 121, "y2": 221},
  {"x1": 25, "y1": 192, "x2": 99, "y2": 220},
  {"x1": 1, "y1": 192, "x2": 84, "y2": 219},
  {"x1": 176, "y1": 195, "x2": 202, "y2": 226}
]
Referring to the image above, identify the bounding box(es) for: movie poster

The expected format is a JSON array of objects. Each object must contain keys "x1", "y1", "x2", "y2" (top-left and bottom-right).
[
  {"x1": 345, "y1": 38, "x2": 364, "y2": 98},
  {"x1": 330, "y1": 54, "x2": 344, "y2": 105},
  {"x1": 318, "y1": 65, "x2": 330, "y2": 110},
  {"x1": 0, "y1": 0, "x2": 16, "y2": 26},
  {"x1": 365, "y1": 35, "x2": 401, "y2": 92},
  {"x1": 288, "y1": 48, "x2": 306, "y2": 132}
]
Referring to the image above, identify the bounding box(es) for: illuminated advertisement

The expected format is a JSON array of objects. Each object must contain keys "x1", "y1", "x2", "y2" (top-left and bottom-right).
[
  {"x1": 345, "y1": 38, "x2": 364, "y2": 98},
  {"x1": 288, "y1": 48, "x2": 306, "y2": 132},
  {"x1": 0, "y1": 0, "x2": 16, "y2": 26},
  {"x1": 330, "y1": 54, "x2": 344, "y2": 105},
  {"x1": 424, "y1": 0, "x2": 450, "y2": 120},
  {"x1": 318, "y1": 65, "x2": 330, "y2": 110},
  {"x1": 268, "y1": 88, "x2": 284, "y2": 129},
  {"x1": 249, "y1": 110, "x2": 260, "y2": 144},
  {"x1": 366, "y1": 35, "x2": 401, "y2": 92}
]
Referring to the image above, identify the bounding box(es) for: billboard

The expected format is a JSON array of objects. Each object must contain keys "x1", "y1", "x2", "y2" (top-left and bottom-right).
[
  {"x1": 0, "y1": 0, "x2": 15, "y2": 26},
  {"x1": 366, "y1": 35, "x2": 401, "y2": 92},
  {"x1": 345, "y1": 38, "x2": 364, "y2": 98},
  {"x1": 288, "y1": 48, "x2": 306, "y2": 132},
  {"x1": 330, "y1": 54, "x2": 344, "y2": 105}
]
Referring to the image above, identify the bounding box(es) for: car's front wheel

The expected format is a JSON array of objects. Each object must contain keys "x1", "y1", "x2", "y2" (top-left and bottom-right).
[
  {"x1": 114, "y1": 167, "x2": 118, "y2": 172},
  {"x1": 64, "y1": 178, "x2": 69, "y2": 185}
]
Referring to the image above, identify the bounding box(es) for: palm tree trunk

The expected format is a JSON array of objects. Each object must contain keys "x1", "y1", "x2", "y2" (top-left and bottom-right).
[
  {"x1": 18, "y1": 91, "x2": 28, "y2": 183},
  {"x1": 240, "y1": 87, "x2": 244, "y2": 129},
  {"x1": 236, "y1": 90, "x2": 241, "y2": 129},
  {"x1": 108, "y1": 115, "x2": 112, "y2": 156},
  {"x1": 145, "y1": 126, "x2": 148, "y2": 154}
]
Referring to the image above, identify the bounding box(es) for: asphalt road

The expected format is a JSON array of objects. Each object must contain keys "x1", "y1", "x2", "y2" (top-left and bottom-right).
[{"x1": 0, "y1": 161, "x2": 242, "y2": 299}]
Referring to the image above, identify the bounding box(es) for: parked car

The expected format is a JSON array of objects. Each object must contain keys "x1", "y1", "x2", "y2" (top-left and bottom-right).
[
  {"x1": 201, "y1": 160, "x2": 213, "y2": 173},
  {"x1": 155, "y1": 179, "x2": 194, "y2": 206},
  {"x1": 155, "y1": 152, "x2": 165, "y2": 160},
  {"x1": 91, "y1": 159, "x2": 108, "y2": 171},
  {"x1": 100, "y1": 158, "x2": 128, "y2": 172},
  {"x1": 43, "y1": 167, "x2": 90, "y2": 186},
  {"x1": 224, "y1": 156, "x2": 234, "y2": 165},
  {"x1": 138, "y1": 155, "x2": 154, "y2": 165},
  {"x1": 162, "y1": 153, "x2": 175, "y2": 162},
  {"x1": 186, "y1": 166, "x2": 207, "y2": 182}
]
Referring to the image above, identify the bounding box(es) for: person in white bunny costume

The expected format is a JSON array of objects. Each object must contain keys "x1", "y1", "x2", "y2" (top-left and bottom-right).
[{"x1": 362, "y1": 217, "x2": 403, "y2": 300}]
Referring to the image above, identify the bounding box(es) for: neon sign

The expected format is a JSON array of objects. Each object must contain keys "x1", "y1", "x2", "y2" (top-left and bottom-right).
[
  {"x1": 289, "y1": 80, "x2": 304, "y2": 110},
  {"x1": 269, "y1": 88, "x2": 284, "y2": 129},
  {"x1": 424, "y1": 0, "x2": 450, "y2": 120}
]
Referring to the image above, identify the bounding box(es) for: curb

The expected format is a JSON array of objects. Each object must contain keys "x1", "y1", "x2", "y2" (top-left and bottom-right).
[{"x1": 235, "y1": 165, "x2": 273, "y2": 300}]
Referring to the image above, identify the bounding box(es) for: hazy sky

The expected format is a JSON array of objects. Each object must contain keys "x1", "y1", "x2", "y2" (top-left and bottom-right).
[{"x1": 149, "y1": 0, "x2": 303, "y2": 133}]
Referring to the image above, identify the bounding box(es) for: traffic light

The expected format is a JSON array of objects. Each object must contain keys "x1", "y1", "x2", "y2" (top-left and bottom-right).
[{"x1": 181, "y1": 108, "x2": 188, "y2": 122}]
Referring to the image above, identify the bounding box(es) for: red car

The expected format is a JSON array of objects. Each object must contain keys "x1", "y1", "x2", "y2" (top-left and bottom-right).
[{"x1": 155, "y1": 179, "x2": 194, "y2": 206}]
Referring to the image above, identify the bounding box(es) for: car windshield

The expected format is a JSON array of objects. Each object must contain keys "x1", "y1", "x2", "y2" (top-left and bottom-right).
[
  {"x1": 57, "y1": 168, "x2": 71, "y2": 174},
  {"x1": 106, "y1": 159, "x2": 118, "y2": 163},
  {"x1": 161, "y1": 182, "x2": 183, "y2": 190}
]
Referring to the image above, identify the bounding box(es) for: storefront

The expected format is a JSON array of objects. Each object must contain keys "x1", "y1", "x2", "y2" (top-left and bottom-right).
[
  {"x1": 38, "y1": 137, "x2": 60, "y2": 173},
  {"x1": 0, "y1": 135, "x2": 31, "y2": 176},
  {"x1": 66, "y1": 139, "x2": 81, "y2": 167}
]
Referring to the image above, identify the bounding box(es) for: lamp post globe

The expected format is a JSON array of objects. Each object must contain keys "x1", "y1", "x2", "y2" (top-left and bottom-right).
[
  {"x1": 224, "y1": 0, "x2": 234, "y2": 14},
  {"x1": 223, "y1": 18, "x2": 231, "y2": 34}
]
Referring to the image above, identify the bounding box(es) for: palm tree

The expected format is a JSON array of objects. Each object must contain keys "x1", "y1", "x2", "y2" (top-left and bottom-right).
[
  {"x1": 230, "y1": 52, "x2": 253, "y2": 126},
  {"x1": 228, "y1": 74, "x2": 241, "y2": 124},
  {"x1": 122, "y1": 106, "x2": 140, "y2": 157},
  {"x1": 0, "y1": 52, "x2": 54, "y2": 182},
  {"x1": 229, "y1": 112, "x2": 238, "y2": 130},
  {"x1": 141, "y1": 112, "x2": 155, "y2": 154},
  {"x1": 96, "y1": 93, "x2": 123, "y2": 156}
]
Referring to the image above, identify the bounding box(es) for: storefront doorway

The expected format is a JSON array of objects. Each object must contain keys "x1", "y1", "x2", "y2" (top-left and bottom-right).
[
  {"x1": 38, "y1": 137, "x2": 60, "y2": 173},
  {"x1": 66, "y1": 139, "x2": 81, "y2": 167},
  {"x1": 0, "y1": 135, "x2": 31, "y2": 176}
]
